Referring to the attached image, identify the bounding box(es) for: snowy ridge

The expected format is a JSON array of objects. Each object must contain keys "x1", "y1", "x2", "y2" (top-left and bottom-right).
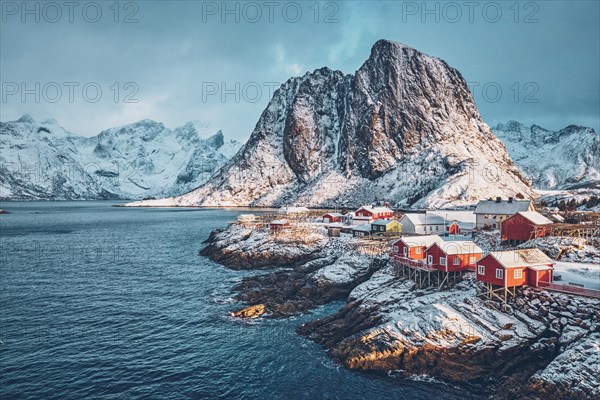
[
  {"x1": 130, "y1": 40, "x2": 533, "y2": 209},
  {"x1": 493, "y1": 120, "x2": 600, "y2": 189},
  {"x1": 0, "y1": 115, "x2": 243, "y2": 200}
]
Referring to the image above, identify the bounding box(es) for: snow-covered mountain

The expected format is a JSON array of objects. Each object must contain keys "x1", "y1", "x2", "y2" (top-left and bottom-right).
[
  {"x1": 492, "y1": 121, "x2": 600, "y2": 189},
  {"x1": 130, "y1": 40, "x2": 533, "y2": 209},
  {"x1": 0, "y1": 115, "x2": 243, "y2": 200}
]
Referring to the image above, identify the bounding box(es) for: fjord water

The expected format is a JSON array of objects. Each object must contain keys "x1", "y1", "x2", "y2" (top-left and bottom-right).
[{"x1": 0, "y1": 202, "x2": 480, "y2": 399}]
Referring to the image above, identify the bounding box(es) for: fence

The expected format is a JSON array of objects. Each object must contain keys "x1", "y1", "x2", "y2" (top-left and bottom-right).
[{"x1": 538, "y1": 282, "x2": 600, "y2": 299}]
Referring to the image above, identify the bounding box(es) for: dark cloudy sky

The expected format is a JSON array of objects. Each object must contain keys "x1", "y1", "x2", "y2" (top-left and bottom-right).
[{"x1": 1, "y1": 1, "x2": 598, "y2": 139}]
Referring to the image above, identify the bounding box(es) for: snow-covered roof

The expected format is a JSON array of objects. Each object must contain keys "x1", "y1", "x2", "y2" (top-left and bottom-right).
[
  {"x1": 515, "y1": 211, "x2": 553, "y2": 225},
  {"x1": 474, "y1": 199, "x2": 532, "y2": 215},
  {"x1": 397, "y1": 235, "x2": 442, "y2": 248},
  {"x1": 549, "y1": 214, "x2": 565, "y2": 223},
  {"x1": 450, "y1": 221, "x2": 476, "y2": 230},
  {"x1": 352, "y1": 223, "x2": 373, "y2": 232},
  {"x1": 356, "y1": 205, "x2": 393, "y2": 214},
  {"x1": 323, "y1": 212, "x2": 344, "y2": 217},
  {"x1": 487, "y1": 249, "x2": 554, "y2": 268},
  {"x1": 428, "y1": 210, "x2": 476, "y2": 224},
  {"x1": 278, "y1": 206, "x2": 310, "y2": 213},
  {"x1": 431, "y1": 241, "x2": 483, "y2": 255},
  {"x1": 270, "y1": 219, "x2": 289, "y2": 225},
  {"x1": 400, "y1": 213, "x2": 445, "y2": 226},
  {"x1": 371, "y1": 219, "x2": 399, "y2": 226}
]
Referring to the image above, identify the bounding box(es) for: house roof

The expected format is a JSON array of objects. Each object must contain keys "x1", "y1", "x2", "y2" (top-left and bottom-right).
[
  {"x1": 396, "y1": 235, "x2": 442, "y2": 248},
  {"x1": 270, "y1": 219, "x2": 289, "y2": 225},
  {"x1": 487, "y1": 249, "x2": 554, "y2": 268},
  {"x1": 430, "y1": 241, "x2": 483, "y2": 255},
  {"x1": 474, "y1": 199, "x2": 532, "y2": 215},
  {"x1": 352, "y1": 223, "x2": 372, "y2": 232},
  {"x1": 323, "y1": 212, "x2": 344, "y2": 218},
  {"x1": 400, "y1": 213, "x2": 445, "y2": 226},
  {"x1": 450, "y1": 221, "x2": 476, "y2": 230},
  {"x1": 428, "y1": 210, "x2": 476, "y2": 224},
  {"x1": 356, "y1": 205, "x2": 393, "y2": 214},
  {"x1": 371, "y1": 219, "x2": 399, "y2": 226},
  {"x1": 514, "y1": 211, "x2": 553, "y2": 225}
]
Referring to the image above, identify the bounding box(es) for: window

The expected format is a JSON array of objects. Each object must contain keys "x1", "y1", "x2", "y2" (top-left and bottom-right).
[
  {"x1": 415, "y1": 248, "x2": 422, "y2": 254},
  {"x1": 403, "y1": 247, "x2": 407, "y2": 256},
  {"x1": 436, "y1": 226, "x2": 439, "y2": 231},
  {"x1": 440, "y1": 257, "x2": 446, "y2": 266},
  {"x1": 429, "y1": 226, "x2": 433, "y2": 231},
  {"x1": 469, "y1": 256, "x2": 476, "y2": 264},
  {"x1": 495, "y1": 269, "x2": 504, "y2": 279},
  {"x1": 393, "y1": 246, "x2": 399, "y2": 253},
  {"x1": 427, "y1": 255, "x2": 433, "y2": 264},
  {"x1": 514, "y1": 269, "x2": 523, "y2": 279},
  {"x1": 478, "y1": 265, "x2": 485, "y2": 275},
  {"x1": 453, "y1": 258, "x2": 460, "y2": 265}
]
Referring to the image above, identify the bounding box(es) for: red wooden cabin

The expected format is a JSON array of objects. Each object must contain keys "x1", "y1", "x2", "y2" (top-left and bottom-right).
[
  {"x1": 424, "y1": 241, "x2": 483, "y2": 272},
  {"x1": 476, "y1": 249, "x2": 554, "y2": 290},
  {"x1": 269, "y1": 219, "x2": 290, "y2": 233},
  {"x1": 391, "y1": 235, "x2": 442, "y2": 261},
  {"x1": 501, "y1": 211, "x2": 553, "y2": 245},
  {"x1": 354, "y1": 206, "x2": 394, "y2": 223},
  {"x1": 322, "y1": 213, "x2": 343, "y2": 223}
]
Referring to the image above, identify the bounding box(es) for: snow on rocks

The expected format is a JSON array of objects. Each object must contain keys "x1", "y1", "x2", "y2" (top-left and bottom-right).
[
  {"x1": 0, "y1": 116, "x2": 242, "y2": 200},
  {"x1": 131, "y1": 40, "x2": 533, "y2": 209},
  {"x1": 523, "y1": 332, "x2": 600, "y2": 400},
  {"x1": 202, "y1": 220, "x2": 599, "y2": 398},
  {"x1": 200, "y1": 222, "x2": 386, "y2": 317},
  {"x1": 200, "y1": 223, "x2": 328, "y2": 269},
  {"x1": 493, "y1": 121, "x2": 599, "y2": 190}
]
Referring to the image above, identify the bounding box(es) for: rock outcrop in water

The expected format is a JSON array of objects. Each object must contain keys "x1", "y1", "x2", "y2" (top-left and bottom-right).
[
  {"x1": 201, "y1": 222, "x2": 600, "y2": 399},
  {"x1": 201, "y1": 223, "x2": 385, "y2": 317}
]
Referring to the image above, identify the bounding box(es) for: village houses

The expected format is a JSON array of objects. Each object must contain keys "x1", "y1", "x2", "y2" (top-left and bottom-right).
[{"x1": 474, "y1": 197, "x2": 533, "y2": 229}]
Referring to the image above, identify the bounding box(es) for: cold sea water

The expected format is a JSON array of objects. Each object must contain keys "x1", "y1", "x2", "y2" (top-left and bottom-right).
[{"x1": 0, "y1": 202, "x2": 484, "y2": 399}]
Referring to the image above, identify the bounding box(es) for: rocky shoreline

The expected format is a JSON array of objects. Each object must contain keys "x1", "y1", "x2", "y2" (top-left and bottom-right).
[{"x1": 200, "y1": 222, "x2": 599, "y2": 399}]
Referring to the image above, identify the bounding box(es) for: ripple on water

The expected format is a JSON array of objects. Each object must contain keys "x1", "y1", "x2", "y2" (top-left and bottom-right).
[{"x1": 0, "y1": 201, "x2": 485, "y2": 400}]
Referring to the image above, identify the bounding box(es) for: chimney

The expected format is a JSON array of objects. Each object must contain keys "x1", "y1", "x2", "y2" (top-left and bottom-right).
[
  {"x1": 496, "y1": 197, "x2": 501, "y2": 203},
  {"x1": 508, "y1": 197, "x2": 514, "y2": 203}
]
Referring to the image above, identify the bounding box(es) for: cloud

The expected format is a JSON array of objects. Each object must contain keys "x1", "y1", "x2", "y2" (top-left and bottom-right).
[{"x1": 273, "y1": 44, "x2": 303, "y2": 76}]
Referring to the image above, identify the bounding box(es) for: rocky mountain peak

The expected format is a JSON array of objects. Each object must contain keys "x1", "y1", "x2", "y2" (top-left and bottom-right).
[
  {"x1": 17, "y1": 114, "x2": 35, "y2": 123},
  {"x1": 205, "y1": 130, "x2": 224, "y2": 150},
  {"x1": 139, "y1": 40, "x2": 533, "y2": 209},
  {"x1": 492, "y1": 121, "x2": 600, "y2": 189}
]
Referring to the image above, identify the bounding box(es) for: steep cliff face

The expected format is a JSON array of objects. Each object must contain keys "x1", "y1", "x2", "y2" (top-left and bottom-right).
[
  {"x1": 493, "y1": 121, "x2": 600, "y2": 189},
  {"x1": 135, "y1": 40, "x2": 532, "y2": 209},
  {"x1": 0, "y1": 116, "x2": 242, "y2": 200}
]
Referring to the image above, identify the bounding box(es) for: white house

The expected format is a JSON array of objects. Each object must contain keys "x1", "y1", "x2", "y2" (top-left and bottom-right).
[
  {"x1": 474, "y1": 198, "x2": 533, "y2": 229},
  {"x1": 399, "y1": 213, "x2": 446, "y2": 234}
]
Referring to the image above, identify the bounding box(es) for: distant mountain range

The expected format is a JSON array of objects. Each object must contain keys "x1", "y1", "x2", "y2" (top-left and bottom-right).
[
  {"x1": 492, "y1": 121, "x2": 599, "y2": 189},
  {"x1": 0, "y1": 115, "x2": 242, "y2": 200},
  {"x1": 129, "y1": 40, "x2": 534, "y2": 209},
  {"x1": 3, "y1": 43, "x2": 598, "y2": 206}
]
